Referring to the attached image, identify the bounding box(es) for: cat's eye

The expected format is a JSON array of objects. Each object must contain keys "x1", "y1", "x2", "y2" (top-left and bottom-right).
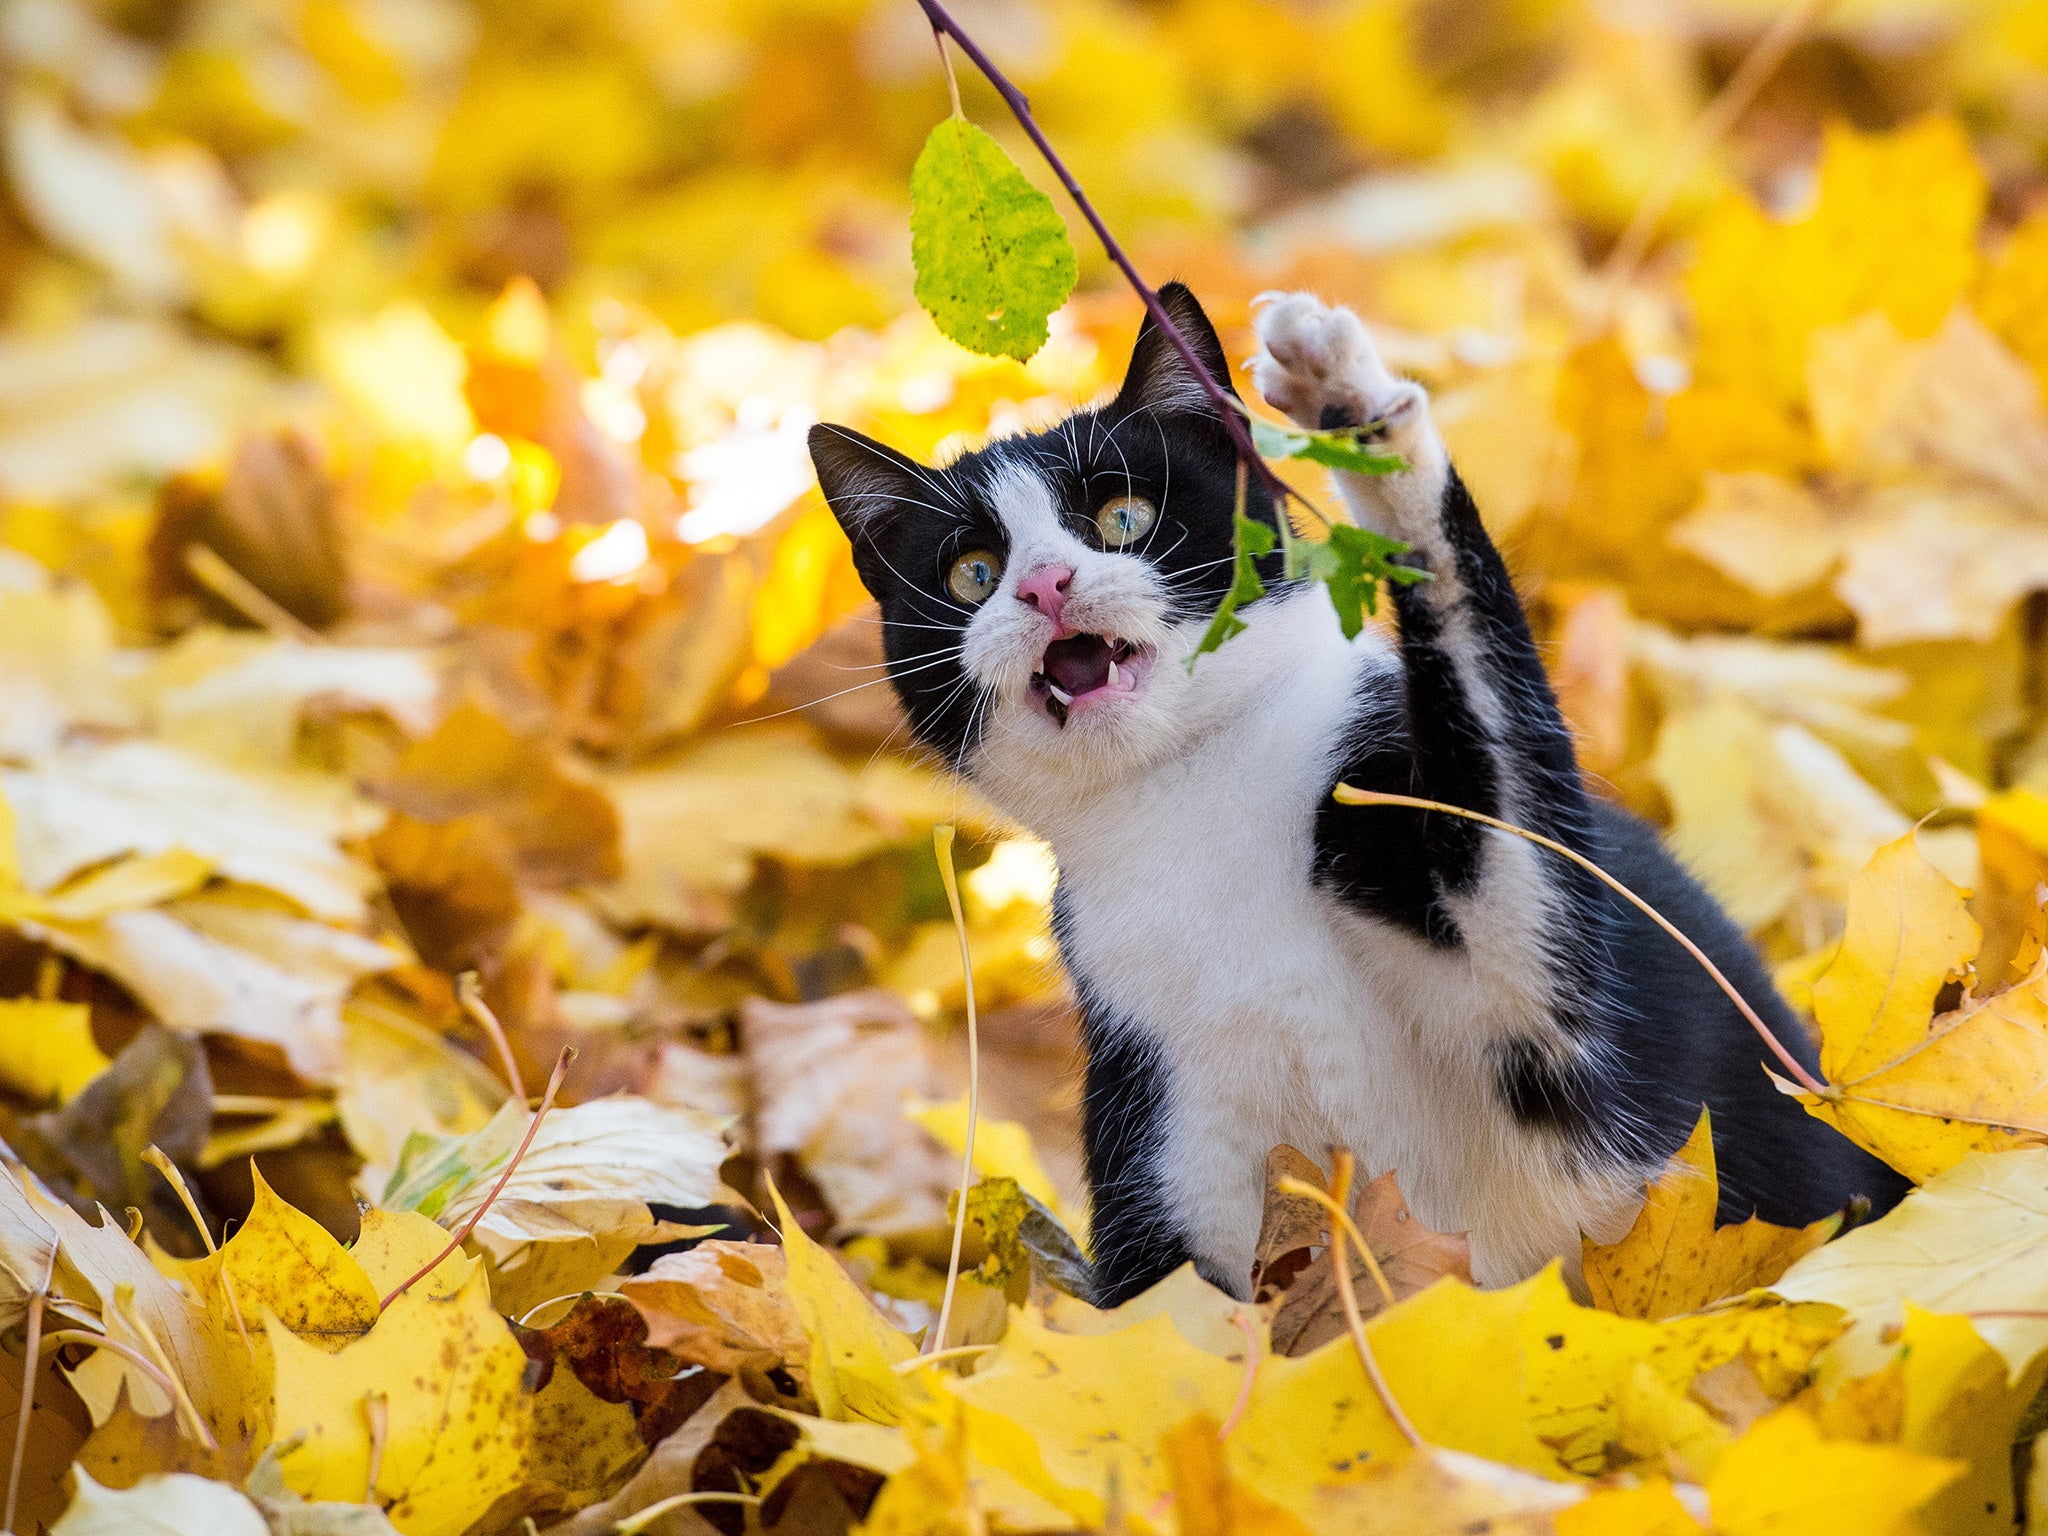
[
  {"x1": 1095, "y1": 494, "x2": 1158, "y2": 548},
  {"x1": 947, "y1": 549, "x2": 1003, "y2": 605}
]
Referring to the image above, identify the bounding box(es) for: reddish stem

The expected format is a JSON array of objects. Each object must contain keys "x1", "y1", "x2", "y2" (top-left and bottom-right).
[
  {"x1": 379, "y1": 1046, "x2": 575, "y2": 1310},
  {"x1": 912, "y1": 0, "x2": 1292, "y2": 508},
  {"x1": 4, "y1": 1280, "x2": 46, "y2": 1534}
]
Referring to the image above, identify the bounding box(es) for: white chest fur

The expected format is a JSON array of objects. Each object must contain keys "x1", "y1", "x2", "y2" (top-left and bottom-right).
[{"x1": 977, "y1": 589, "x2": 1638, "y2": 1294}]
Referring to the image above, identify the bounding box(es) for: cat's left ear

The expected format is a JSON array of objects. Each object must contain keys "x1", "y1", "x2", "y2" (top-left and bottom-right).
[
  {"x1": 808, "y1": 423, "x2": 924, "y2": 598},
  {"x1": 1112, "y1": 281, "x2": 1240, "y2": 419}
]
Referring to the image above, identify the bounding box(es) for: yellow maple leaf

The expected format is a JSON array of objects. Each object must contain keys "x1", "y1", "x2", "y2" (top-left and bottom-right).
[
  {"x1": 766, "y1": 1175, "x2": 921, "y2": 1425},
  {"x1": 185, "y1": 1167, "x2": 379, "y2": 1354},
  {"x1": 267, "y1": 1266, "x2": 532, "y2": 1536},
  {"x1": 1702, "y1": 1406, "x2": 1962, "y2": 1536},
  {"x1": 1790, "y1": 834, "x2": 2048, "y2": 1179},
  {"x1": 1583, "y1": 1109, "x2": 1838, "y2": 1321},
  {"x1": 1689, "y1": 117, "x2": 1986, "y2": 410}
]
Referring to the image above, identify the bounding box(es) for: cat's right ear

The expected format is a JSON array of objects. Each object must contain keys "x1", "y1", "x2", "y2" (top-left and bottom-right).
[{"x1": 808, "y1": 423, "x2": 924, "y2": 598}]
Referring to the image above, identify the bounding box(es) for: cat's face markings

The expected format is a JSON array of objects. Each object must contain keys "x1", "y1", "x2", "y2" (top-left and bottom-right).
[{"x1": 809, "y1": 283, "x2": 1277, "y2": 778}]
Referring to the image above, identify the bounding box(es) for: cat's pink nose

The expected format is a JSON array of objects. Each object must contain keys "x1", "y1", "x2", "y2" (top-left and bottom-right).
[{"x1": 1015, "y1": 565, "x2": 1073, "y2": 625}]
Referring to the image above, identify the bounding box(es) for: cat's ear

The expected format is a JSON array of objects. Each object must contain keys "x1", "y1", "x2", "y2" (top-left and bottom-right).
[
  {"x1": 1112, "y1": 282, "x2": 1240, "y2": 419},
  {"x1": 808, "y1": 423, "x2": 924, "y2": 596}
]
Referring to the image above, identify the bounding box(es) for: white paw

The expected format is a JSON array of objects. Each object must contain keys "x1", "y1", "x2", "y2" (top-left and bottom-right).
[{"x1": 1249, "y1": 291, "x2": 1429, "y2": 449}]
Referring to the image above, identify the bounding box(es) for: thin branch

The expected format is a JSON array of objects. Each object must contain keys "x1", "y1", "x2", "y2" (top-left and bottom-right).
[
  {"x1": 928, "y1": 824, "x2": 981, "y2": 1356},
  {"x1": 183, "y1": 543, "x2": 325, "y2": 645},
  {"x1": 1601, "y1": 0, "x2": 1842, "y2": 293},
  {"x1": 1219, "y1": 1309, "x2": 1262, "y2": 1439},
  {"x1": 142, "y1": 1145, "x2": 216, "y2": 1256},
  {"x1": 379, "y1": 1046, "x2": 575, "y2": 1309},
  {"x1": 912, "y1": 0, "x2": 1291, "y2": 507},
  {"x1": 1333, "y1": 786, "x2": 1827, "y2": 1095},
  {"x1": 1325, "y1": 1151, "x2": 1425, "y2": 1449}
]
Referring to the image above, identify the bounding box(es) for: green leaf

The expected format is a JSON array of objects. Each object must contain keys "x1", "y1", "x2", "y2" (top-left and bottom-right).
[
  {"x1": 1187, "y1": 512, "x2": 1276, "y2": 669},
  {"x1": 911, "y1": 118, "x2": 1078, "y2": 362},
  {"x1": 1250, "y1": 415, "x2": 1407, "y2": 476},
  {"x1": 1320, "y1": 523, "x2": 1429, "y2": 638}
]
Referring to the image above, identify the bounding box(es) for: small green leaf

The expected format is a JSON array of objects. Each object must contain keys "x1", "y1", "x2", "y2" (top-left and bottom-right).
[
  {"x1": 911, "y1": 118, "x2": 1078, "y2": 362},
  {"x1": 1188, "y1": 512, "x2": 1276, "y2": 669},
  {"x1": 1250, "y1": 415, "x2": 1407, "y2": 476},
  {"x1": 1320, "y1": 523, "x2": 1429, "y2": 638}
]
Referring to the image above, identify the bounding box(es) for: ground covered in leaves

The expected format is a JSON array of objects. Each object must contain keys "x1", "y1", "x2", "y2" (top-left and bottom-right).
[{"x1": 7, "y1": 0, "x2": 2048, "y2": 1532}]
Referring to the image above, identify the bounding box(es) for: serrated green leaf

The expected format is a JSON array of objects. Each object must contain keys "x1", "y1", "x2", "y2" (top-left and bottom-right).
[
  {"x1": 1321, "y1": 522, "x2": 1430, "y2": 638},
  {"x1": 911, "y1": 118, "x2": 1078, "y2": 362},
  {"x1": 1188, "y1": 512, "x2": 1276, "y2": 669},
  {"x1": 1250, "y1": 414, "x2": 1407, "y2": 476}
]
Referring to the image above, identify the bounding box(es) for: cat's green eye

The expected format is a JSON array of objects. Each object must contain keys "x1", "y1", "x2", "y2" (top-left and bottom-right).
[
  {"x1": 947, "y1": 549, "x2": 1003, "y2": 605},
  {"x1": 1096, "y1": 494, "x2": 1157, "y2": 548}
]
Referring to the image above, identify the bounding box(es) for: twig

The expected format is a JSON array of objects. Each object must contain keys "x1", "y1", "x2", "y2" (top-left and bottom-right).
[
  {"x1": 1601, "y1": 0, "x2": 1842, "y2": 293},
  {"x1": 1333, "y1": 786, "x2": 1828, "y2": 1096},
  {"x1": 4, "y1": 1260, "x2": 50, "y2": 1535},
  {"x1": 894, "y1": 1342, "x2": 998, "y2": 1374},
  {"x1": 39, "y1": 1326, "x2": 212, "y2": 1450},
  {"x1": 928, "y1": 824, "x2": 981, "y2": 1356},
  {"x1": 379, "y1": 1046, "x2": 575, "y2": 1309},
  {"x1": 458, "y1": 971, "x2": 527, "y2": 1104},
  {"x1": 1325, "y1": 1152, "x2": 1425, "y2": 1450},
  {"x1": 1276, "y1": 1174, "x2": 1397, "y2": 1310},
  {"x1": 109, "y1": 1290, "x2": 217, "y2": 1451},
  {"x1": 182, "y1": 543, "x2": 324, "y2": 645},
  {"x1": 912, "y1": 0, "x2": 1291, "y2": 508},
  {"x1": 141, "y1": 1145, "x2": 216, "y2": 1256}
]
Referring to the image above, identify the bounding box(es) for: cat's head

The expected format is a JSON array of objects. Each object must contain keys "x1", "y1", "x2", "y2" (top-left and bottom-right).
[{"x1": 808, "y1": 284, "x2": 1280, "y2": 799}]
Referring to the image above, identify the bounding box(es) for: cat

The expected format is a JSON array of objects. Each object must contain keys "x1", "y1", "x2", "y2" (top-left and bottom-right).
[{"x1": 807, "y1": 284, "x2": 1908, "y2": 1306}]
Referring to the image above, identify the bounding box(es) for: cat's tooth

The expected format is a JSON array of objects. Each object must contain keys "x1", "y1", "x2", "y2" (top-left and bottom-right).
[
  {"x1": 1107, "y1": 658, "x2": 1120, "y2": 688},
  {"x1": 1048, "y1": 683, "x2": 1073, "y2": 706}
]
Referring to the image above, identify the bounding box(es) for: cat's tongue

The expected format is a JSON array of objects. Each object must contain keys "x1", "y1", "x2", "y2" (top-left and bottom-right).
[{"x1": 1043, "y1": 634, "x2": 1114, "y2": 696}]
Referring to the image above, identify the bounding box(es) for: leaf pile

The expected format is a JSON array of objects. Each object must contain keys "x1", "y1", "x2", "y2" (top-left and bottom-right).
[{"x1": 6, "y1": 0, "x2": 2048, "y2": 1532}]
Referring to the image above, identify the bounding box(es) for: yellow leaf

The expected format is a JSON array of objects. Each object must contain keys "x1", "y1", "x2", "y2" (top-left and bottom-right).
[
  {"x1": 1889, "y1": 1305, "x2": 2048, "y2": 1536},
  {"x1": 185, "y1": 1165, "x2": 378, "y2": 1355},
  {"x1": 268, "y1": 1266, "x2": 532, "y2": 1536},
  {"x1": 1555, "y1": 1479, "x2": 1705, "y2": 1535},
  {"x1": 906, "y1": 1097, "x2": 1065, "y2": 1217},
  {"x1": 1795, "y1": 834, "x2": 2048, "y2": 1179},
  {"x1": 1583, "y1": 1109, "x2": 1837, "y2": 1320},
  {"x1": 1305, "y1": 1446, "x2": 1590, "y2": 1534},
  {"x1": 855, "y1": 1414, "x2": 984, "y2": 1536},
  {"x1": 1976, "y1": 203, "x2": 2048, "y2": 401},
  {"x1": 0, "y1": 996, "x2": 109, "y2": 1102},
  {"x1": 347, "y1": 1207, "x2": 473, "y2": 1302},
  {"x1": 1163, "y1": 1415, "x2": 1316, "y2": 1536},
  {"x1": 51, "y1": 1468, "x2": 269, "y2": 1536},
  {"x1": 1689, "y1": 117, "x2": 1985, "y2": 409},
  {"x1": 767, "y1": 1175, "x2": 921, "y2": 1425},
  {"x1": 1773, "y1": 1146, "x2": 2048, "y2": 1382},
  {"x1": 1702, "y1": 1407, "x2": 1962, "y2": 1536},
  {"x1": 939, "y1": 1303, "x2": 1243, "y2": 1522}
]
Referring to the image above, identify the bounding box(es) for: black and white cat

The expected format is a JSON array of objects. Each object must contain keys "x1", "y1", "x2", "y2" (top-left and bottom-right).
[{"x1": 808, "y1": 285, "x2": 1907, "y2": 1306}]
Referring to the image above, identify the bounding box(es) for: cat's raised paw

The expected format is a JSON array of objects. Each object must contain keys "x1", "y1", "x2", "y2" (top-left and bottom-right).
[{"x1": 1249, "y1": 292, "x2": 1428, "y2": 448}]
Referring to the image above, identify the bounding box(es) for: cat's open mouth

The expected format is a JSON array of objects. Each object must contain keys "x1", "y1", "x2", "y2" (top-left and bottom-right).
[{"x1": 1030, "y1": 632, "x2": 1152, "y2": 726}]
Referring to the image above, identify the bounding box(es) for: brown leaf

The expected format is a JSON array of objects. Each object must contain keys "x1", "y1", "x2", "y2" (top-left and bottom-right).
[
  {"x1": 365, "y1": 811, "x2": 522, "y2": 972},
  {"x1": 619, "y1": 1240, "x2": 810, "y2": 1381},
  {"x1": 376, "y1": 702, "x2": 621, "y2": 888},
  {"x1": 1253, "y1": 1147, "x2": 1472, "y2": 1358},
  {"x1": 518, "y1": 1293, "x2": 733, "y2": 1446},
  {"x1": 149, "y1": 429, "x2": 347, "y2": 632}
]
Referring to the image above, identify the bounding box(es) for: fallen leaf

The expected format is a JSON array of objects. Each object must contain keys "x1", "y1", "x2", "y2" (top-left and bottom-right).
[
  {"x1": 620, "y1": 1240, "x2": 810, "y2": 1378},
  {"x1": 1701, "y1": 1406, "x2": 1962, "y2": 1536},
  {"x1": 268, "y1": 1265, "x2": 532, "y2": 1536},
  {"x1": 0, "y1": 997, "x2": 110, "y2": 1105},
  {"x1": 768, "y1": 1177, "x2": 920, "y2": 1426},
  {"x1": 50, "y1": 1468, "x2": 269, "y2": 1536},
  {"x1": 1772, "y1": 1145, "x2": 2048, "y2": 1381},
  {"x1": 1582, "y1": 1110, "x2": 1836, "y2": 1321},
  {"x1": 1791, "y1": 834, "x2": 2048, "y2": 1178}
]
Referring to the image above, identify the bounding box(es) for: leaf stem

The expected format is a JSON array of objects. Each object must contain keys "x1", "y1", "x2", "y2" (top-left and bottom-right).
[
  {"x1": 379, "y1": 1045, "x2": 576, "y2": 1310},
  {"x1": 142, "y1": 1144, "x2": 216, "y2": 1256},
  {"x1": 4, "y1": 1268, "x2": 49, "y2": 1535},
  {"x1": 1332, "y1": 785, "x2": 1828, "y2": 1096},
  {"x1": 1276, "y1": 1174, "x2": 1397, "y2": 1309},
  {"x1": 928, "y1": 824, "x2": 980, "y2": 1355},
  {"x1": 912, "y1": 0, "x2": 1289, "y2": 506},
  {"x1": 458, "y1": 970, "x2": 527, "y2": 1104},
  {"x1": 1325, "y1": 1151, "x2": 1424, "y2": 1449}
]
